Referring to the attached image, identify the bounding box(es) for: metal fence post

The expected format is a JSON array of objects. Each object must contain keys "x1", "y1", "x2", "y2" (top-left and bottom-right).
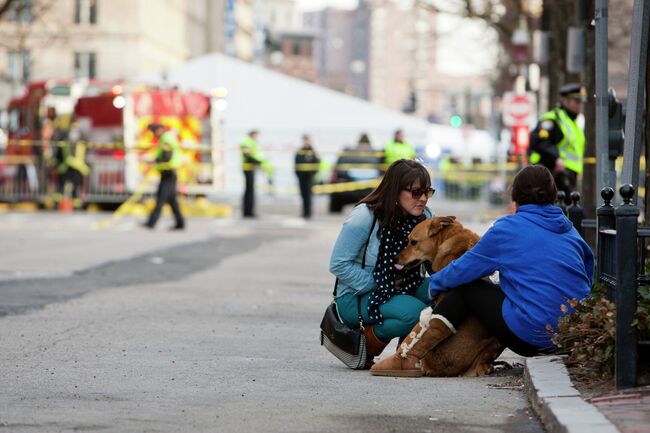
[
  {"x1": 614, "y1": 184, "x2": 639, "y2": 389},
  {"x1": 567, "y1": 191, "x2": 584, "y2": 237},
  {"x1": 596, "y1": 187, "x2": 615, "y2": 299}
]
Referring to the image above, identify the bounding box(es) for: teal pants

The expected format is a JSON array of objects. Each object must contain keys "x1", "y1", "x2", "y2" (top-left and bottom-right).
[{"x1": 336, "y1": 278, "x2": 432, "y2": 342}]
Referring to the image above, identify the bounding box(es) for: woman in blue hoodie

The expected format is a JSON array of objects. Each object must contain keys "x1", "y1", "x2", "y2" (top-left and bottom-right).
[{"x1": 371, "y1": 165, "x2": 594, "y2": 377}]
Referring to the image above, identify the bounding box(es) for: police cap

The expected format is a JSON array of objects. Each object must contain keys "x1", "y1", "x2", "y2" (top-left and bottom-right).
[{"x1": 559, "y1": 83, "x2": 587, "y2": 101}]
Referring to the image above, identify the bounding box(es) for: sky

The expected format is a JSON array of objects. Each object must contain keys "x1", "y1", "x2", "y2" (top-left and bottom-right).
[{"x1": 295, "y1": 0, "x2": 497, "y2": 76}]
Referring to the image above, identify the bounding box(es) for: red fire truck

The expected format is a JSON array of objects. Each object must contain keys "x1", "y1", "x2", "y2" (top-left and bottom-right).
[
  {"x1": 74, "y1": 85, "x2": 216, "y2": 202},
  {"x1": 2, "y1": 80, "x2": 221, "y2": 204}
]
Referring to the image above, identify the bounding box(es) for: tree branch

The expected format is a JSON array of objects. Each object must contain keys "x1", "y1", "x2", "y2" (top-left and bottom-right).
[{"x1": 0, "y1": 0, "x2": 17, "y2": 18}]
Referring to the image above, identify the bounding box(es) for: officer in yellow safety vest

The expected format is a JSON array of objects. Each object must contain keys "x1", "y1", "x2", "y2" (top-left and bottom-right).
[
  {"x1": 528, "y1": 83, "x2": 586, "y2": 203},
  {"x1": 143, "y1": 123, "x2": 185, "y2": 230},
  {"x1": 384, "y1": 129, "x2": 416, "y2": 166},
  {"x1": 55, "y1": 123, "x2": 89, "y2": 209},
  {"x1": 241, "y1": 130, "x2": 272, "y2": 218}
]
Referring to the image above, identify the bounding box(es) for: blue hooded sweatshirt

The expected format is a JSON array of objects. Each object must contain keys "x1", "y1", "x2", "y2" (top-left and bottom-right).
[{"x1": 428, "y1": 204, "x2": 594, "y2": 347}]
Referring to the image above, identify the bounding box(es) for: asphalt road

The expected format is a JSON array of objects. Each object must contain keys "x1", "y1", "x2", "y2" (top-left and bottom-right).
[{"x1": 0, "y1": 203, "x2": 545, "y2": 433}]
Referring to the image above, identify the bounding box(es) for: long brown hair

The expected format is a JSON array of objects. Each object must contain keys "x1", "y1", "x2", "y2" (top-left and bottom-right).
[{"x1": 359, "y1": 159, "x2": 431, "y2": 229}]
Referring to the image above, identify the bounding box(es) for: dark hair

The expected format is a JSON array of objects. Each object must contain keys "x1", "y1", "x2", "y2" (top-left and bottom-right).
[
  {"x1": 511, "y1": 165, "x2": 557, "y2": 205},
  {"x1": 358, "y1": 133, "x2": 370, "y2": 144},
  {"x1": 359, "y1": 159, "x2": 431, "y2": 229}
]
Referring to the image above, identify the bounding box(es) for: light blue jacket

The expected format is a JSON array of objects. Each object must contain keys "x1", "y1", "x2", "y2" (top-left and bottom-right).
[{"x1": 329, "y1": 204, "x2": 433, "y2": 298}]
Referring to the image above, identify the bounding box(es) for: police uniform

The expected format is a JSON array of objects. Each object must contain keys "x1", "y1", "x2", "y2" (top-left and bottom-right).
[
  {"x1": 294, "y1": 142, "x2": 320, "y2": 219},
  {"x1": 241, "y1": 132, "x2": 267, "y2": 218},
  {"x1": 384, "y1": 130, "x2": 416, "y2": 166},
  {"x1": 144, "y1": 128, "x2": 185, "y2": 229},
  {"x1": 528, "y1": 83, "x2": 586, "y2": 202},
  {"x1": 54, "y1": 126, "x2": 89, "y2": 209}
]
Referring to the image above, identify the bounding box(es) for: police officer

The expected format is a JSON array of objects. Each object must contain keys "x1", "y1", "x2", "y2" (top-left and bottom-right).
[
  {"x1": 143, "y1": 123, "x2": 185, "y2": 230},
  {"x1": 529, "y1": 83, "x2": 587, "y2": 203},
  {"x1": 384, "y1": 129, "x2": 416, "y2": 166},
  {"x1": 240, "y1": 130, "x2": 268, "y2": 218},
  {"x1": 294, "y1": 134, "x2": 320, "y2": 219},
  {"x1": 54, "y1": 121, "x2": 89, "y2": 209}
]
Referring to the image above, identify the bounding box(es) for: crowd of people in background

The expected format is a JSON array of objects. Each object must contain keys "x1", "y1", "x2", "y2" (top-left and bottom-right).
[{"x1": 238, "y1": 128, "x2": 416, "y2": 220}]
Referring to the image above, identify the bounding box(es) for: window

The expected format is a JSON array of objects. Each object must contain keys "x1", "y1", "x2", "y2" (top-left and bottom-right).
[
  {"x1": 7, "y1": 50, "x2": 31, "y2": 81},
  {"x1": 74, "y1": 52, "x2": 97, "y2": 78},
  {"x1": 74, "y1": 0, "x2": 98, "y2": 24},
  {"x1": 5, "y1": 0, "x2": 33, "y2": 22},
  {"x1": 301, "y1": 40, "x2": 312, "y2": 57}
]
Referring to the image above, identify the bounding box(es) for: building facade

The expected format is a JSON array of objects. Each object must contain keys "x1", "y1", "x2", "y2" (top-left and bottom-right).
[
  {"x1": 0, "y1": 0, "x2": 225, "y2": 109},
  {"x1": 303, "y1": 0, "x2": 438, "y2": 120}
]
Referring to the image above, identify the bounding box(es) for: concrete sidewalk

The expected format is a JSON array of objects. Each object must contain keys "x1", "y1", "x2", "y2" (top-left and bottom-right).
[{"x1": 525, "y1": 356, "x2": 650, "y2": 433}]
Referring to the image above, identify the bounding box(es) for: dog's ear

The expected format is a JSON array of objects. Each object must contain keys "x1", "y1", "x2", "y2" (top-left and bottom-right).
[
  {"x1": 427, "y1": 220, "x2": 442, "y2": 237},
  {"x1": 427, "y1": 219, "x2": 447, "y2": 237},
  {"x1": 440, "y1": 216, "x2": 456, "y2": 227},
  {"x1": 428, "y1": 216, "x2": 457, "y2": 237}
]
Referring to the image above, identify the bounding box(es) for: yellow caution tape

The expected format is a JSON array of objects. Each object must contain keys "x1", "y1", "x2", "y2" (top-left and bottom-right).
[
  {"x1": 313, "y1": 179, "x2": 381, "y2": 194},
  {"x1": 7, "y1": 139, "x2": 213, "y2": 152}
]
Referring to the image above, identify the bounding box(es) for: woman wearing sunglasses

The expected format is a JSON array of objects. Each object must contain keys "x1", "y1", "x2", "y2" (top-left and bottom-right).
[
  {"x1": 329, "y1": 159, "x2": 436, "y2": 368},
  {"x1": 371, "y1": 165, "x2": 594, "y2": 376}
]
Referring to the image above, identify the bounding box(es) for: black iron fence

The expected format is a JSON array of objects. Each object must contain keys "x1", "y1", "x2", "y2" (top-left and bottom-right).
[{"x1": 595, "y1": 185, "x2": 649, "y2": 388}]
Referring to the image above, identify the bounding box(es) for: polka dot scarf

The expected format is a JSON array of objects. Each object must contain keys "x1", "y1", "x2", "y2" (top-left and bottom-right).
[{"x1": 368, "y1": 214, "x2": 426, "y2": 323}]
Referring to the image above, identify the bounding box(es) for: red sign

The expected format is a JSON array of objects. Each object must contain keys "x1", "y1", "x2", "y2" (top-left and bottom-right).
[{"x1": 502, "y1": 92, "x2": 537, "y2": 127}]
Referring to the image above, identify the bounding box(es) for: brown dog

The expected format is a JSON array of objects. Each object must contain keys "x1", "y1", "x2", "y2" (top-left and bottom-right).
[{"x1": 397, "y1": 216, "x2": 504, "y2": 377}]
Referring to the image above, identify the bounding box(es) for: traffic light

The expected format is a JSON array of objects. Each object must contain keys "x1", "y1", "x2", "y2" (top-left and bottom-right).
[
  {"x1": 449, "y1": 115, "x2": 463, "y2": 128},
  {"x1": 607, "y1": 88, "x2": 625, "y2": 159}
]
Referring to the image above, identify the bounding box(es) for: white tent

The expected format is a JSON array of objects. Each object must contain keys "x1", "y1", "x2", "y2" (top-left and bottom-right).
[
  {"x1": 139, "y1": 53, "x2": 434, "y2": 195},
  {"x1": 139, "y1": 53, "x2": 497, "y2": 196}
]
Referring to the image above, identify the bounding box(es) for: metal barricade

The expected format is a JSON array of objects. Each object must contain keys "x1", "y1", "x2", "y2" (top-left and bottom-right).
[{"x1": 0, "y1": 140, "x2": 217, "y2": 206}]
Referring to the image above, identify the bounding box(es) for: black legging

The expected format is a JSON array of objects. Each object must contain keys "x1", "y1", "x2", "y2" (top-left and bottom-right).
[{"x1": 433, "y1": 279, "x2": 544, "y2": 357}]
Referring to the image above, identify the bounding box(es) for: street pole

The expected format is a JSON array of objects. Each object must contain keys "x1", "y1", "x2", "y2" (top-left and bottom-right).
[
  {"x1": 620, "y1": 0, "x2": 650, "y2": 205},
  {"x1": 594, "y1": 0, "x2": 610, "y2": 202}
]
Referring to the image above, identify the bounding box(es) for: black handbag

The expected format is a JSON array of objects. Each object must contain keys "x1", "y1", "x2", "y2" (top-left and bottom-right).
[{"x1": 320, "y1": 216, "x2": 376, "y2": 369}]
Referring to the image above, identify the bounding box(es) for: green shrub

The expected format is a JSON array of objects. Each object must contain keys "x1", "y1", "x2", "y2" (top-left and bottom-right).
[{"x1": 551, "y1": 284, "x2": 650, "y2": 382}]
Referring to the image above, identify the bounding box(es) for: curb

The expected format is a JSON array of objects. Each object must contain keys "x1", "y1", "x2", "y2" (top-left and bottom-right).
[{"x1": 524, "y1": 355, "x2": 619, "y2": 433}]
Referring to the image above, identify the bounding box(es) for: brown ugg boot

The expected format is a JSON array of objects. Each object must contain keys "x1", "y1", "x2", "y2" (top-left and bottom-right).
[
  {"x1": 362, "y1": 326, "x2": 389, "y2": 369},
  {"x1": 370, "y1": 307, "x2": 455, "y2": 377}
]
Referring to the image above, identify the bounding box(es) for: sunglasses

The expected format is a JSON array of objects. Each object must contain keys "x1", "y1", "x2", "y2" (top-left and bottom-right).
[{"x1": 403, "y1": 187, "x2": 435, "y2": 199}]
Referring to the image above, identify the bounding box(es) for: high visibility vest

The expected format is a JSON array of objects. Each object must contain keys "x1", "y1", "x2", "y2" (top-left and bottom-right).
[
  {"x1": 530, "y1": 108, "x2": 585, "y2": 174},
  {"x1": 295, "y1": 148, "x2": 320, "y2": 174},
  {"x1": 59, "y1": 141, "x2": 89, "y2": 176},
  {"x1": 241, "y1": 136, "x2": 266, "y2": 171},
  {"x1": 153, "y1": 131, "x2": 182, "y2": 172},
  {"x1": 384, "y1": 140, "x2": 416, "y2": 165}
]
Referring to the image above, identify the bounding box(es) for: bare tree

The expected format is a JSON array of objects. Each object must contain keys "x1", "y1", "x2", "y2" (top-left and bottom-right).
[
  {"x1": 0, "y1": 0, "x2": 70, "y2": 86},
  {"x1": 0, "y1": 0, "x2": 18, "y2": 19},
  {"x1": 416, "y1": 0, "x2": 540, "y2": 95}
]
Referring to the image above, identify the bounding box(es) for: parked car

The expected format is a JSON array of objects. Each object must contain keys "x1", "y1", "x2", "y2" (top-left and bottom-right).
[{"x1": 329, "y1": 147, "x2": 384, "y2": 213}]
